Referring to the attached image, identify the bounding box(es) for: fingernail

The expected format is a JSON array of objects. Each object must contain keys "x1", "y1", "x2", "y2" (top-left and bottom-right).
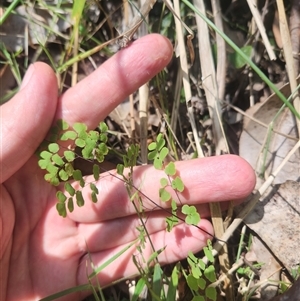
[{"x1": 20, "y1": 64, "x2": 35, "y2": 90}]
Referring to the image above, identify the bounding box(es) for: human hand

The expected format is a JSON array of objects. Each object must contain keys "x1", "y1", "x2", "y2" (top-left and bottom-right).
[{"x1": 0, "y1": 34, "x2": 255, "y2": 301}]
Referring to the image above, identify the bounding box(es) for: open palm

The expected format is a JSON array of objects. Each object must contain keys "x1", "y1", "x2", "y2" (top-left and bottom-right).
[{"x1": 0, "y1": 35, "x2": 255, "y2": 301}]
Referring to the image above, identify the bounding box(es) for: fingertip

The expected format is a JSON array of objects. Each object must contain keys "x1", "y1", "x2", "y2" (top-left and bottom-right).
[
  {"x1": 16, "y1": 61, "x2": 58, "y2": 133},
  {"x1": 131, "y1": 33, "x2": 173, "y2": 66},
  {"x1": 175, "y1": 155, "x2": 256, "y2": 203},
  {"x1": 58, "y1": 34, "x2": 174, "y2": 127},
  {"x1": 221, "y1": 155, "x2": 256, "y2": 198},
  {"x1": 1, "y1": 62, "x2": 58, "y2": 181}
]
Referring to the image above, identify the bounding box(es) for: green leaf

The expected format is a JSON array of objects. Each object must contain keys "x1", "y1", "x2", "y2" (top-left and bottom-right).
[
  {"x1": 160, "y1": 177, "x2": 168, "y2": 188},
  {"x1": 52, "y1": 153, "x2": 64, "y2": 166},
  {"x1": 89, "y1": 130, "x2": 99, "y2": 141},
  {"x1": 91, "y1": 191, "x2": 98, "y2": 203},
  {"x1": 64, "y1": 162, "x2": 74, "y2": 176},
  {"x1": 182, "y1": 204, "x2": 191, "y2": 215},
  {"x1": 67, "y1": 197, "x2": 74, "y2": 212},
  {"x1": 56, "y1": 191, "x2": 67, "y2": 203},
  {"x1": 197, "y1": 277, "x2": 206, "y2": 290},
  {"x1": 204, "y1": 265, "x2": 216, "y2": 283},
  {"x1": 45, "y1": 164, "x2": 59, "y2": 175},
  {"x1": 64, "y1": 150, "x2": 75, "y2": 162},
  {"x1": 159, "y1": 187, "x2": 171, "y2": 202},
  {"x1": 73, "y1": 169, "x2": 84, "y2": 187},
  {"x1": 75, "y1": 138, "x2": 86, "y2": 147},
  {"x1": 181, "y1": 205, "x2": 200, "y2": 225},
  {"x1": 64, "y1": 182, "x2": 75, "y2": 196},
  {"x1": 171, "y1": 176, "x2": 184, "y2": 192},
  {"x1": 188, "y1": 251, "x2": 198, "y2": 263},
  {"x1": 93, "y1": 164, "x2": 100, "y2": 181},
  {"x1": 73, "y1": 122, "x2": 87, "y2": 134},
  {"x1": 90, "y1": 183, "x2": 98, "y2": 194},
  {"x1": 159, "y1": 146, "x2": 169, "y2": 162},
  {"x1": 166, "y1": 215, "x2": 179, "y2": 232},
  {"x1": 204, "y1": 240, "x2": 214, "y2": 263},
  {"x1": 125, "y1": 144, "x2": 139, "y2": 167},
  {"x1": 148, "y1": 150, "x2": 157, "y2": 160},
  {"x1": 165, "y1": 161, "x2": 176, "y2": 176},
  {"x1": 191, "y1": 265, "x2": 202, "y2": 279},
  {"x1": 198, "y1": 258, "x2": 206, "y2": 271},
  {"x1": 99, "y1": 133, "x2": 107, "y2": 143},
  {"x1": 82, "y1": 146, "x2": 94, "y2": 160},
  {"x1": 48, "y1": 143, "x2": 59, "y2": 153},
  {"x1": 148, "y1": 141, "x2": 157, "y2": 151},
  {"x1": 189, "y1": 260, "x2": 202, "y2": 279},
  {"x1": 56, "y1": 202, "x2": 67, "y2": 217},
  {"x1": 40, "y1": 150, "x2": 52, "y2": 160},
  {"x1": 73, "y1": 169, "x2": 83, "y2": 181},
  {"x1": 187, "y1": 274, "x2": 198, "y2": 290},
  {"x1": 99, "y1": 121, "x2": 108, "y2": 132},
  {"x1": 60, "y1": 130, "x2": 77, "y2": 141},
  {"x1": 171, "y1": 199, "x2": 177, "y2": 210},
  {"x1": 59, "y1": 169, "x2": 69, "y2": 181},
  {"x1": 185, "y1": 213, "x2": 200, "y2": 225},
  {"x1": 153, "y1": 158, "x2": 163, "y2": 170},
  {"x1": 156, "y1": 133, "x2": 165, "y2": 150},
  {"x1": 45, "y1": 173, "x2": 59, "y2": 186},
  {"x1": 98, "y1": 142, "x2": 108, "y2": 155},
  {"x1": 76, "y1": 190, "x2": 84, "y2": 207},
  {"x1": 205, "y1": 286, "x2": 217, "y2": 301},
  {"x1": 38, "y1": 159, "x2": 50, "y2": 170},
  {"x1": 117, "y1": 164, "x2": 124, "y2": 175},
  {"x1": 94, "y1": 152, "x2": 104, "y2": 163}
]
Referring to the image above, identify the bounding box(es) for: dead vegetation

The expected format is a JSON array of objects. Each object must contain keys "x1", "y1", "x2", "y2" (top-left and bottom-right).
[{"x1": 0, "y1": 0, "x2": 299, "y2": 300}]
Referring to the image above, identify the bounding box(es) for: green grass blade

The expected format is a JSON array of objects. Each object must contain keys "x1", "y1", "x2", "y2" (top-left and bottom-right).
[
  {"x1": 0, "y1": 0, "x2": 21, "y2": 25},
  {"x1": 88, "y1": 240, "x2": 137, "y2": 278},
  {"x1": 152, "y1": 263, "x2": 163, "y2": 300}
]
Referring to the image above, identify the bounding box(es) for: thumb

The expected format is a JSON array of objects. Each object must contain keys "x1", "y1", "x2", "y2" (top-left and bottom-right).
[{"x1": 0, "y1": 62, "x2": 58, "y2": 182}]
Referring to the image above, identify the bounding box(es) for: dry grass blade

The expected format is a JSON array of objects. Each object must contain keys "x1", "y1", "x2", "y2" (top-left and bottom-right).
[
  {"x1": 211, "y1": 0, "x2": 226, "y2": 101},
  {"x1": 193, "y1": 0, "x2": 229, "y2": 155},
  {"x1": 276, "y1": 0, "x2": 300, "y2": 135},
  {"x1": 137, "y1": 0, "x2": 150, "y2": 164},
  {"x1": 172, "y1": 0, "x2": 204, "y2": 158},
  {"x1": 289, "y1": 0, "x2": 300, "y2": 74},
  {"x1": 119, "y1": 0, "x2": 157, "y2": 46},
  {"x1": 246, "y1": 0, "x2": 276, "y2": 60}
]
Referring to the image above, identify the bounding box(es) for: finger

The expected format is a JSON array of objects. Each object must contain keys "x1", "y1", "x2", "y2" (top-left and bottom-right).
[
  {"x1": 55, "y1": 34, "x2": 173, "y2": 128},
  {"x1": 69, "y1": 155, "x2": 255, "y2": 222},
  {"x1": 0, "y1": 63, "x2": 58, "y2": 182},
  {"x1": 77, "y1": 218, "x2": 214, "y2": 290},
  {"x1": 77, "y1": 207, "x2": 213, "y2": 252}
]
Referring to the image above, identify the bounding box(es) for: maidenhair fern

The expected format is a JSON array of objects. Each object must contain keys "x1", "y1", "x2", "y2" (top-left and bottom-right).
[
  {"x1": 147, "y1": 133, "x2": 200, "y2": 231},
  {"x1": 38, "y1": 119, "x2": 108, "y2": 217},
  {"x1": 37, "y1": 121, "x2": 217, "y2": 300}
]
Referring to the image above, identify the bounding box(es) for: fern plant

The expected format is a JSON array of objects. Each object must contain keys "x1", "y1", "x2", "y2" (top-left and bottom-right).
[
  {"x1": 148, "y1": 133, "x2": 200, "y2": 231},
  {"x1": 38, "y1": 119, "x2": 109, "y2": 217},
  {"x1": 37, "y1": 120, "x2": 217, "y2": 301}
]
